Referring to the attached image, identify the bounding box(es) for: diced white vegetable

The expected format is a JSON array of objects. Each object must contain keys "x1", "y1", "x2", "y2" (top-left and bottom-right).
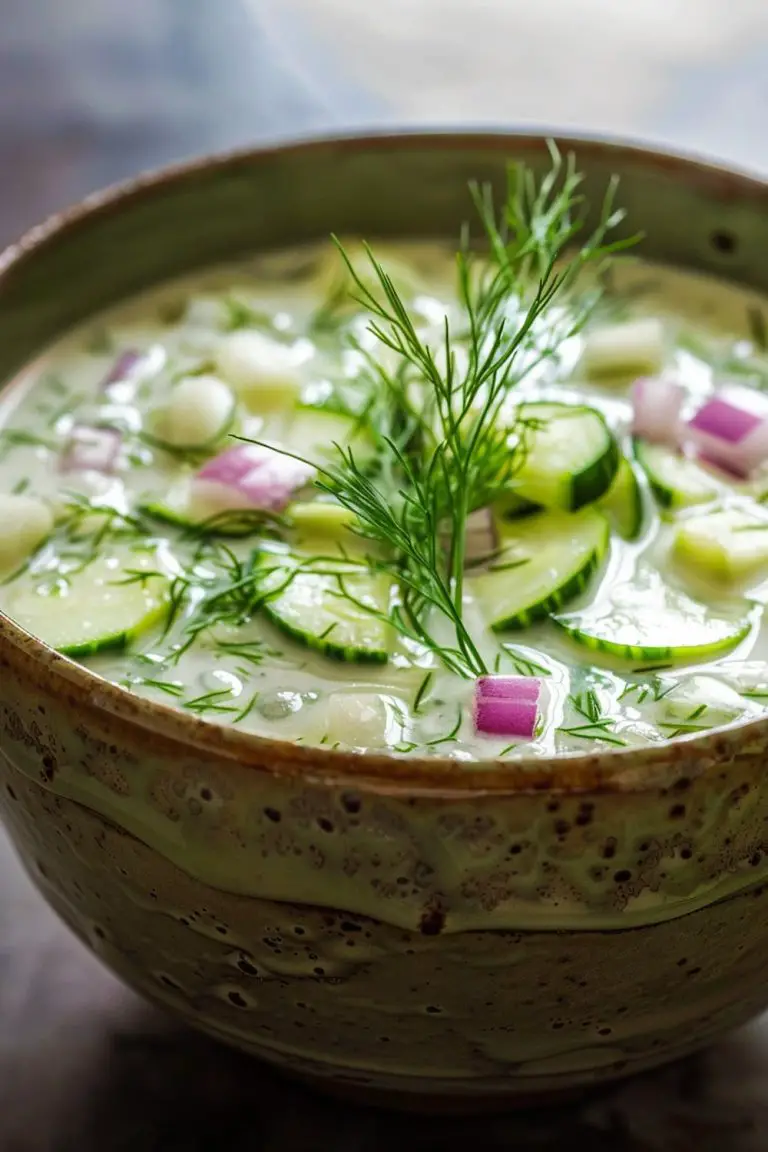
[
  {"x1": 100, "y1": 347, "x2": 165, "y2": 397},
  {"x1": 659, "y1": 676, "x2": 754, "y2": 729},
  {"x1": 630, "y1": 377, "x2": 684, "y2": 443},
  {"x1": 322, "y1": 692, "x2": 407, "y2": 749},
  {"x1": 581, "y1": 318, "x2": 667, "y2": 378},
  {"x1": 0, "y1": 495, "x2": 53, "y2": 572},
  {"x1": 717, "y1": 661, "x2": 768, "y2": 697},
  {"x1": 673, "y1": 506, "x2": 768, "y2": 582},
  {"x1": 157, "y1": 375, "x2": 235, "y2": 448},
  {"x1": 216, "y1": 331, "x2": 303, "y2": 407},
  {"x1": 61, "y1": 425, "x2": 122, "y2": 474}
]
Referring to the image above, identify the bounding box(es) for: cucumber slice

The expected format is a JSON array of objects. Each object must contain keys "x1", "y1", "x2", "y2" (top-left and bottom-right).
[
  {"x1": 597, "y1": 457, "x2": 644, "y2": 540},
  {"x1": 508, "y1": 402, "x2": 620, "y2": 511},
  {"x1": 257, "y1": 550, "x2": 392, "y2": 663},
  {"x1": 139, "y1": 479, "x2": 266, "y2": 536},
  {"x1": 287, "y1": 406, "x2": 372, "y2": 468},
  {"x1": 673, "y1": 506, "x2": 768, "y2": 582},
  {"x1": 494, "y1": 492, "x2": 541, "y2": 520},
  {"x1": 633, "y1": 440, "x2": 721, "y2": 509},
  {"x1": 4, "y1": 552, "x2": 169, "y2": 657},
  {"x1": 554, "y1": 573, "x2": 751, "y2": 665},
  {"x1": 288, "y1": 500, "x2": 359, "y2": 538},
  {"x1": 470, "y1": 508, "x2": 609, "y2": 631}
]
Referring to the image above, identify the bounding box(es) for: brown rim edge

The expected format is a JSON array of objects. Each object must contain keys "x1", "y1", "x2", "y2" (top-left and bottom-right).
[{"x1": 1, "y1": 127, "x2": 766, "y2": 797}]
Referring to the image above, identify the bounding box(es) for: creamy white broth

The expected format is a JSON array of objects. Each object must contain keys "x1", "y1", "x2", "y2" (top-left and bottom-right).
[{"x1": 3, "y1": 240, "x2": 768, "y2": 761}]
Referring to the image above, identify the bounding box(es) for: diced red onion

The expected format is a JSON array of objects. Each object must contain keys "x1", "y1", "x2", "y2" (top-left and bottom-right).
[
  {"x1": 476, "y1": 675, "x2": 541, "y2": 703},
  {"x1": 191, "y1": 444, "x2": 315, "y2": 515},
  {"x1": 474, "y1": 697, "x2": 539, "y2": 739},
  {"x1": 60, "y1": 425, "x2": 122, "y2": 474},
  {"x1": 473, "y1": 675, "x2": 542, "y2": 738},
  {"x1": 630, "y1": 377, "x2": 684, "y2": 444},
  {"x1": 694, "y1": 452, "x2": 743, "y2": 480},
  {"x1": 100, "y1": 347, "x2": 164, "y2": 395},
  {"x1": 684, "y1": 396, "x2": 768, "y2": 476}
]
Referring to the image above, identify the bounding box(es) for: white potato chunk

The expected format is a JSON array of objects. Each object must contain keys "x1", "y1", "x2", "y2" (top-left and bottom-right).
[
  {"x1": 323, "y1": 692, "x2": 407, "y2": 750},
  {"x1": 158, "y1": 374, "x2": 234, "y2": 448},
  {"x1": 581, "y1": 318, "x2": 666, "y2": 378},
  {"x1": 215, "y1": 331, "x2": 302, "y2": 407},
  {"x1": 0, "y1": 495, "x2": 53, "y2": 572}
]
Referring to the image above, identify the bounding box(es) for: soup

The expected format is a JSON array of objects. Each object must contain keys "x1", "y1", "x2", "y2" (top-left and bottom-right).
[{"x1": 3, "y1": 158, "x2": 768, "y2": 761}]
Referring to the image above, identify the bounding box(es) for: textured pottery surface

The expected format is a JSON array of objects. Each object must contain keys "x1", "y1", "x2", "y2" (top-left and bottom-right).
[{"x1": 2, "y1": 134, "x2": 768, "y2": 1108}]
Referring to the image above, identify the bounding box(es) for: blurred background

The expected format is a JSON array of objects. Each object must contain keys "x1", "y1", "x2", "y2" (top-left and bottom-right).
[
  {"x1": 3, "y1": 0, "x2": 768, "y2": 247},
  {"x1": 2, "y1": 2, "x2": 768, "y2": 1147}
]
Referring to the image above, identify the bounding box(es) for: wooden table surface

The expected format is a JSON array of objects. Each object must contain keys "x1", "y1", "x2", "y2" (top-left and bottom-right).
[{"x1": 3, "y1": 3, "x2": 768, "y2": 1147}]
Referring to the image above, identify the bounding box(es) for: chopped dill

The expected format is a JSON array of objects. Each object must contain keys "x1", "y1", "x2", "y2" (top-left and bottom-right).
[
  {"x1": 413, "y1": 671, "x2": 434, "y2": 714},
  {"x1": 233, "y1": 691, "x2": 261, "y2": 724},
  {"x1": 558, "y1": 689, "x2": 627, "y2": 746},
  {"x1": 394, "y1": 740, "x2": 419, "y2": 754},
  {"x1": 183, "y1": 689, "x2": 240, "y2": 716},
  {"x1": 0, "y1": 428, "x2": 58, "y2": 455},
  {"x1": 618, "y1": 677, "x2": 676, "y2": 705},
  {"x1": 658, "y1": 703, "x2": 713, "y2": 739},
  {"x1": 138, "y1": 678, "x2": 185, "y2": 698},
  {"x1": 425, "y1": 708, "x2": 463, "y2": 747},
  {"x1": 41, "y1": 372, "x2": 67, "y2": 395},
  {"x1": 223, "y1": 295, "x2": 287, "y2": 336},
  {"x1": 87, "y1": 328, "x2": 115, "y2": 355},
  {"x1": 502, "y1": 646, "x2": 552, "y2": 678}
]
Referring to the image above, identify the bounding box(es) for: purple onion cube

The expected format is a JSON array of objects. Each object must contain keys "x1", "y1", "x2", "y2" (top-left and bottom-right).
[
  {"x1": 476, "y1": 675, "x2": 541, "y2": 703},
  {"x1": 689, "y1": 398, "x2": 762, "y2": 445},
  {"x1": 474, "y1": 696, "x2": 538, "y2": 738}
]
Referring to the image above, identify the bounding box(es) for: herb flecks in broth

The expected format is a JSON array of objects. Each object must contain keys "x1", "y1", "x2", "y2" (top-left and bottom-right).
[{"x1": 4, "y1": 146, "x2": 768, "y2": 758}]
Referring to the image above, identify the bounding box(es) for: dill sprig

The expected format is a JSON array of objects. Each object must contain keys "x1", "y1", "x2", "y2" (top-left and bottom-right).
[
  {"x1": 236, "y1": 146, "x2": 632, "y2": 678},
  {"x1": 468, "y1": 142, "x2": 635, "y2": 335}
]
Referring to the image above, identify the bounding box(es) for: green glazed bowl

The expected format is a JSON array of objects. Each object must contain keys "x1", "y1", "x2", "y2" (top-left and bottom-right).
[{"x1": 1, "y1": 133, "x2": 768, "y2": 1112}]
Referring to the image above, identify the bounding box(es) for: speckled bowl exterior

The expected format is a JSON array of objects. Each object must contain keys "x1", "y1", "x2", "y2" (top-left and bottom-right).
[{"x1": 2, "y1": 133, "x2": 768, "y2": 1110}]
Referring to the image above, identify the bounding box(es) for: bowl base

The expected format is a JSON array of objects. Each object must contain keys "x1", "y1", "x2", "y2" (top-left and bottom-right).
[{"x1": 283, "y1": 1067, "x2": 596, "y2": 1115}]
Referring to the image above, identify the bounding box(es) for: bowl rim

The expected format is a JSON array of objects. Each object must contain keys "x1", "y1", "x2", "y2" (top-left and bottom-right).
[{"x1": 2, "y1": 126, "x2": 768, "y2": 796}]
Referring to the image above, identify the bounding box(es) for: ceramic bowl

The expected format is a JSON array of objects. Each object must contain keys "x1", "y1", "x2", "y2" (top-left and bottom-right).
[{"x1": 2, "y1": 133, "x2": 768, "y2": 1113}]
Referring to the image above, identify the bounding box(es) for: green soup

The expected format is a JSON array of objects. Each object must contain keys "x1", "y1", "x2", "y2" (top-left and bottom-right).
[{"x1": 3, "y1": 163, "x2": 768, "y2": 761}]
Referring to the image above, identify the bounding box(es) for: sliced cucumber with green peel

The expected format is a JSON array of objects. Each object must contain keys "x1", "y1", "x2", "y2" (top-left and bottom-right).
[
  {"x1": 470, "y1": 508, "x2": 609, "y2": 631},
  {"x1": 139, "y1": 479, "x2": 266, "y2": 537},
  {"x1": 633, "y1": 440, "x2": 721, "y2": 509},
  {"x1": 597, "y1": 457, "x2": 644, "y2": 540},
  {"x1": 508, "y1": 402, "x2": 620, "y2": 511},
  {"x1": 494, "y1": 491, "x2": 541, "y2": 520},
  {"x1": 554, "y1": 573, "x2": 751, "y2": 665},
  {"x1": 257, "y1": 550, "x2": 392, "y2": 662},
  {"x1": 4, "y1": 552, "x2": 169, "y2": 657}
]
